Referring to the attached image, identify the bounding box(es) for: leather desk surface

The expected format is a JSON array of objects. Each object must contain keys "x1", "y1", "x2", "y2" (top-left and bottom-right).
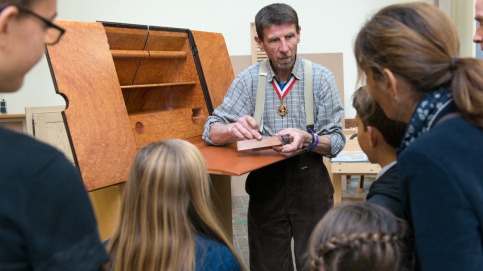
[{"x1": 186, "y1": 136, "x2": 293, "y2": 176}]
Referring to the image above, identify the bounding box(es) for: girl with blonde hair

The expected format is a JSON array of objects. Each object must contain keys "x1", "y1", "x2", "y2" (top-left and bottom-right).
[
  {"x1": 106, "y1": 139, "x2": 244, "y2": 271},
  {"x1": 307, "y1": 202, "x2": 408, "y2": 271},
  {"x1": 354, "y1": 2, "x2": 483, "y2": 270}
]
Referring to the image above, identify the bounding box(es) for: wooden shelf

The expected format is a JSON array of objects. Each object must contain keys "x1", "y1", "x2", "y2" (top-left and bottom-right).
[
  {"x1": 128, "y1": 106, "x2": 201, "y2": 116},
  {"x1": 120, "y1": 82, "x2": 196, "y2": 89},
  {"x1": 0, "y1": 114, "x2": 25, "y2": 119},
  {"x1": 111, "y1": 50, "x2": 186, "y2": 59}
]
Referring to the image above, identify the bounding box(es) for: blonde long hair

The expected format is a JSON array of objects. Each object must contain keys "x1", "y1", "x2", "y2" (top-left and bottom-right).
[
  {"x1": 107, "y1": 139, "x2": 245, "y2": 271},
  {"x1": 307, "y1": 202, "x2": 407, "y2": 271},
  {"x1": 355, "y1": 2, "x2": 483, "y2": 127}
]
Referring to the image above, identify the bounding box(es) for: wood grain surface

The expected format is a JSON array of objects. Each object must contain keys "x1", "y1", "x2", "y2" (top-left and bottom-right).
[
  {"x1": 191, "y1": 30, "x2": 234, "y2": 110},
  {"x1": 46, "y1": 20, "x2": 137, "y2": 191},
  {"x1": 236, "y1": 136, "x2": 283, "y2": 151}
]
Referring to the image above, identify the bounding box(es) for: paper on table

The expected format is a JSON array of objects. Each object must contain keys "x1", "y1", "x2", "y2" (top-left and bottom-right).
[{"x1": 331, "y1": 151, "x2": 369, "y2": 162}]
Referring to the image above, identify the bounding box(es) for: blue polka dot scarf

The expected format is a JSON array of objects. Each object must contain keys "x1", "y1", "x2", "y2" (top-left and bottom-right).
[{"x1": 397, "y1": 87, "x2": 454, "y2": 154}]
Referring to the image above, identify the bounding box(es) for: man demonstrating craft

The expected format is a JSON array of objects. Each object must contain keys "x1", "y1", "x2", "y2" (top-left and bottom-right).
[{"x1": 202, "y1": 3, "x2": 345, "y2": 270}]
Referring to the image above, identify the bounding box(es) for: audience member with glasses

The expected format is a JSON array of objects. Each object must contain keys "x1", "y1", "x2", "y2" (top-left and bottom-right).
[{"x1": 0, "y1": 1, "x2": 109, "y2": 270}]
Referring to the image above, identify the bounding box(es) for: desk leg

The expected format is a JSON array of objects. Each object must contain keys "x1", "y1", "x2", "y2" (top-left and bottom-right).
[
  {"x1": 210, "y1": 174, "x2": 233, "y2": 242},
  {"x1": 333, "y1": 174, "x2": 342, "y2": 205}
]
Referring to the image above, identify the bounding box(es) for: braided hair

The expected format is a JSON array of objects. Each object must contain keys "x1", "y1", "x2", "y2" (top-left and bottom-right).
[{"x1": 307, "y1": 202, "x2": 408, "y2": 271}]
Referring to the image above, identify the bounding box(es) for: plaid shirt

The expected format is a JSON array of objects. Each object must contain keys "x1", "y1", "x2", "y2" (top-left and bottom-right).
[{"x1": 202, "y1": 55, "x2": 345, "y2": 157}]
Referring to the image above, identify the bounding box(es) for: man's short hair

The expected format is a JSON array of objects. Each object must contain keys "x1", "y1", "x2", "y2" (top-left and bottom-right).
[
  {"x1": 352, "y1": 86, "x2": 407, "y2": 148},
  {"x1": 255, "y1": 3, "x2": 299, "y2": 41}
]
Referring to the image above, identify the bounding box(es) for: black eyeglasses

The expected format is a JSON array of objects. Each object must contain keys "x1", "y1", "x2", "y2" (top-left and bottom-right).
[{"x1": 0, "y1": 5, "x2": 65, "y2": 45}]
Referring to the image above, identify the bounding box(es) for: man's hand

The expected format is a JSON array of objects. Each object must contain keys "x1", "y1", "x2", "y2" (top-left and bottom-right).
[
  {"x1": 210, "y1": 115, "x2": 262, "y2": 145},
  {"x1": 272, "y1": 128, "x2": 310, "y2": 157},
  {"x1": 228, "y1": 115, "x2": 262, "y2": 140}
]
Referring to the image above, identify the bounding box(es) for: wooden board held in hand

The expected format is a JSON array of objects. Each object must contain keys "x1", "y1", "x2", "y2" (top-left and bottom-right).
[{"x1": 237, "y1": 136, "x2": 283, "y2": 151}]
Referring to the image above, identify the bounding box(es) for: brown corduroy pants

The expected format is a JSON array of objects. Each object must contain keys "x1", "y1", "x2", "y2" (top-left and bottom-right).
[{"x1": 246, "y1": 152, "x2": 334, "y2": 271}]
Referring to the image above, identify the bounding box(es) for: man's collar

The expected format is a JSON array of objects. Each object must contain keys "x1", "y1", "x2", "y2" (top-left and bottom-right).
[{"x1": 266, "y1": 55, "x2": 302, "y2": 83}]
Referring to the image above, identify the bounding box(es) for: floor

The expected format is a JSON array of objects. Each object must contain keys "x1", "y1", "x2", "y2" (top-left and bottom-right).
[{"x1": 231, "y1": 176, "x2": 374, "y2": 269}]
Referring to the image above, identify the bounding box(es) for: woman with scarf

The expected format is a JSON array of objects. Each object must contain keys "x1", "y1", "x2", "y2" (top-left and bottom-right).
[{"x1": 354, "y1": 2, "x2": 483, "y2": 271}]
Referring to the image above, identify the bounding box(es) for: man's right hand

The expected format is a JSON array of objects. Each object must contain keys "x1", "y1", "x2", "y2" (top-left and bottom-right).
[
  {"x1": 229, "y1": 115, "x2": 262, "y2": 141},
  {"x1": 209, "y1": 115, "x2": 262, "y2": 144}
]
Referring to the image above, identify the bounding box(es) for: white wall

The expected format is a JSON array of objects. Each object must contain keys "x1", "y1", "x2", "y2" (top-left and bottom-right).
[
  {"x1": 454, "y1": 0, "x2": 476, "y2": 58},
  {"x1": 5, "y1": 0, "x2": 470, "y2": 120}
]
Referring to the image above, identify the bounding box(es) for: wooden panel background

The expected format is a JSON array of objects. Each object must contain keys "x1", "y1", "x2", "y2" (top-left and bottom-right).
[{"x1": 46, "y1": 21, "x2": 138, "y2": 191}]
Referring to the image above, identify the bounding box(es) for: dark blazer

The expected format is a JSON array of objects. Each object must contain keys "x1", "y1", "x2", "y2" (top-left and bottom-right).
[
  {"x1": 366, "y1": 163, "x2": 406, "y2": 220},
  {"x1": 398, "y1": 116, "x2": 483, "y2": 271}
]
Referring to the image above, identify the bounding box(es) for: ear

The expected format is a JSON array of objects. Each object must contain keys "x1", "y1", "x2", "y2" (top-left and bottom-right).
[
  {"x1": 367, "y1": 126, "x2": 378, "y2": 148},
  {"x1": 382, "y1": 68, "x2": 398, "y2": 98},
  {"x1": 254, "y1": 35, "x2": 265, "y2": 52},
  {"x1": 0, "y1": 7, "x2": 20, "y2": 48}
]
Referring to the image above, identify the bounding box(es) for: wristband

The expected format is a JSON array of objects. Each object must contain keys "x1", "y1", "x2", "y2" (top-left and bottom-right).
[
  {"x1": 311, "y1": 132, "x2": 319, "y2": 151},
  {"x1": 306, "y1": 127, "x2": 316, "y2": 152}
]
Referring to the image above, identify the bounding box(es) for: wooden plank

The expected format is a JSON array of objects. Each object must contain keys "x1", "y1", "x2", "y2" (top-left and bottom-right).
[
  {"x1": 120, "y1": 82, "x2": 196, "y2": 89},
  {"x1": 0, "y1": 114, "x2": 25, "y2": 119},
  {"x1": 236, "y1": 136, "x2": 283, "y2": 151},
  {"x1": 333, "y1": 174, "x2": 342, "y2": 204},
  {"x1": 331, "y1": 162, "x2": 381, "y2": 174},
  {"x1": 111, "y1": 50, "x2": 186, "y2": 59},
  {"x1": 46, "y1": 20, "x2": 138, "y2": 191}
]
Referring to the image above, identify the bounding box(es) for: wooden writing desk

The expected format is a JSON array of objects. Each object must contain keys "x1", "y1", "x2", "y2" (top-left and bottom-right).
[
  {"x1": 326, "y1": 139, "x2": 381, "y2": 204},
  {"x1": 45, "y1": 21, "x2": 294, "y2": 240}
]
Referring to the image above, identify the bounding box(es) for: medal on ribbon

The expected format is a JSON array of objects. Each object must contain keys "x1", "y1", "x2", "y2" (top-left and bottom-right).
[{"x1": 272, "y1": 75, "x2": 296, "y2": 116}]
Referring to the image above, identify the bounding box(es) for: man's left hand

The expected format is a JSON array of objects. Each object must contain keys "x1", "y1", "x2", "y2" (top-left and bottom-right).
[{"x1": 272, "y1": 128, "x2": 310, "y2": 157}]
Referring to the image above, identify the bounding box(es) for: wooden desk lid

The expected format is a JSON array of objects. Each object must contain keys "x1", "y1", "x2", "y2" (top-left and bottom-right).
[
  {"x1": 46, "y1": 21, "x2": 137, "y2": 191},
  {"x1": 191, "y1": 30, "x2": 234, "y2": 110}
]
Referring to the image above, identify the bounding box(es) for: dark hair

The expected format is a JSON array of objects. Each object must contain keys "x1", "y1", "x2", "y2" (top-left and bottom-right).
[
  {"x1": 255, "y1": 3, "x2": 299, "y2": 41},
  {"x1": 355, "y1": 2, "x2": 483, "y2": 127},
  {"x1": 307, "y1": 202, "x2": 408, "y2": 271},
  {"x1": 0, "y1": 0, "x2": 35, "y2": 8},
  {"x1": 352, "y1": 86, "x2": 406, "y2": 148}
]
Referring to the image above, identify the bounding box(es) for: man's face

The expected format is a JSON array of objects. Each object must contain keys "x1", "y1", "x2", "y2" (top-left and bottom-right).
[
  {"x1": 256, "y1": 23, "x2": 300, "y2": 74},
  {"x1": 474, "y1": 0, "x2": 483, "y2": 50}
]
